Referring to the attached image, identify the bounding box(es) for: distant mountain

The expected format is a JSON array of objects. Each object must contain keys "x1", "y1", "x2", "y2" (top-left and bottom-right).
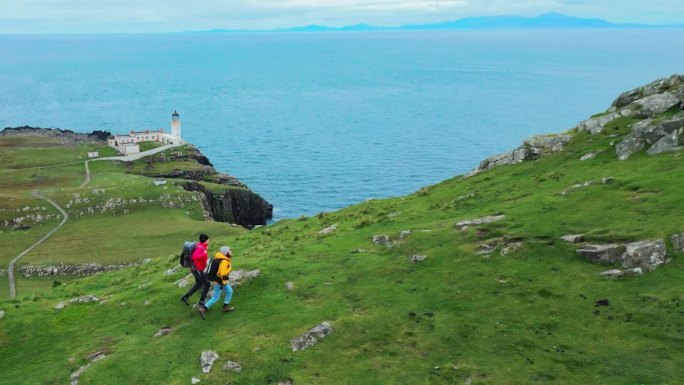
[{"x1": 183, "y1": 13, "x2": 681, "y2": 34}]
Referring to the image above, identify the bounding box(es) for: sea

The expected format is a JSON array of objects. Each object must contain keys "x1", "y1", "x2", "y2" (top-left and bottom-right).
[{"x1": 1, "y1": 29, "x2": 683, "y2": 220}]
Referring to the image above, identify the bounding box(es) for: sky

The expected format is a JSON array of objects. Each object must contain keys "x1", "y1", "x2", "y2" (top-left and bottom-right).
[{"x1": 0, "y1": 0, "x2": 682, "y2": 34}]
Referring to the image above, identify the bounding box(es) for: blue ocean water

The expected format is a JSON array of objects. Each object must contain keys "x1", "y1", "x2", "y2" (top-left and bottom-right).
[{"x1": 1, "y1": 30, "x2": 683, "y2": 220}]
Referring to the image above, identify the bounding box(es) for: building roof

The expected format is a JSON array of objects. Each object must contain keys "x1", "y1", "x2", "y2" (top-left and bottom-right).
[{"x1": 172, "y1": 110, "x2": 179, "y2": 117}]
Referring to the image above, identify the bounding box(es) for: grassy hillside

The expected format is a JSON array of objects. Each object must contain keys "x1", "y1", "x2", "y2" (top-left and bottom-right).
[
  {"x1": 1, "y1": 78, "x2": 683, "y2": 384},
  {"x1": 0, "y1": 136, "x2": 240, "y2": 297}
]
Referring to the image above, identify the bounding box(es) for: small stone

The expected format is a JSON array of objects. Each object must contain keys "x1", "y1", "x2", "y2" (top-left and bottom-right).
[
  {"x1": 409, "y1": 255, "x2": 428, "y2": 264},
  {"x1": 144, "y1": 300, "x2": 151, "y2": 306},
  {"x1": 318, "y1": 224, "x2": 338, "y2": 235},
  {"x1": 191, "y1": 377, "x2": 200, "y2": 384},
  {"x1": 477, "y1": 244, "x2": 496, "y2": 255},
  {"x1": 579, "y1": 151, "x2": 600, "y2": 161},
  {"x1": 560, "y1": 234, "x2": 584, "y2": 244},
  {"x1": 290, "y1": 322, "x2": 333, "y2": 351},
  {"x1": 372, "y1": 235, "x2": 390, "y2": 245},
  {"x1": 164, "y1": 266, "x2": 181, "y2": 276},
  {"x1": 277, "y1": 379, "x2": 294, "y2": 385},
  {"x1": 142, "y1": 258, "x2": 151, "y2": 264},
  {"x1": 88, "y1": 351, "x2": 107, "y2": 362},
  {"x1": 285, "y1": 282, "x2": 294, "y2": 291},
  {"x1": 500, "y1": 242, "x2": 523, "y2": 256},
  {"x1": 0, "y1": 310, "x2": 5, "y2": 320},
  {"x1": 175, "y1": 274, "x2": 192, "y2": 288},
  {"x1": 351, "y1": 248, "x2": 367, "y2": 254},
  {"x1": 155, "y1": 327, "x2": 173, "y2": 337},
  {"x1": 55, "y1": 302, "x2": 66, "y2": 310},
  {"x1": 601, "y1": 177, "x2": 615, "y2": 184},
  {"x1": 201, "y1": 351, "x2": 220, "y2": 373},
  {"x1": 599, "y1": 269, "x2": 624, "y2": 278},
  {"x1": 671, "y1": 232, "x2": 684, "y2": 252},
  {"x1": 224, "y1": 361, "x2": 242, "y2": 373},
  {"x1": 399, "y1": 230, "x2": 412, "y2": 239}
]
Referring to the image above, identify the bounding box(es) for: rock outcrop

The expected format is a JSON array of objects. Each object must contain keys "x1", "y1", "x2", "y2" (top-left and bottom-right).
[
  {"x1": 180, "y1": 181, "x2": 272, "y2": 227},
  {"x1": 470, "y1": 134, "x2": 572, "y2": 175},
  {"x1": 616, "y1": 113, "x2": 684, "y2": 160},
  {"x1": 577, "y1": 239, "x2": 669, "y2": 272}
]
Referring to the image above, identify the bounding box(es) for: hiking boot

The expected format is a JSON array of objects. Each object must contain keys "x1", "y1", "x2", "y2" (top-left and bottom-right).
[
  {"x1": 222, "y1": 305, "x2": 235, "y2": 312},
  {"x1": 197, "y1": 305, "x2": 207, "y2": 320},
  {"x1": 180, "y1": 296, "x2": 189, "y2": 306}
]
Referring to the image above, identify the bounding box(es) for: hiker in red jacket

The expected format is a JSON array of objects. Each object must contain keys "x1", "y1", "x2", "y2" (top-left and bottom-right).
[{"x1": 180, "y1": 233, "x2": 211, "y2": 310}]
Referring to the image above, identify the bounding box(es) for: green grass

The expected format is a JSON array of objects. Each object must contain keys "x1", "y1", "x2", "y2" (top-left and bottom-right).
[{"x1": 1, "y1": 100, "x2": 684, "y2": 384}]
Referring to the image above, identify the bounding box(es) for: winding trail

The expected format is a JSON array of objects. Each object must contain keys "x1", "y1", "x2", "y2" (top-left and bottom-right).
[
  {"x1": 7, "y1": 143, "x2": 182, "y2": 296},
  {"x1": 7, "y1": 191, "x2": 69, "y2": 298}
]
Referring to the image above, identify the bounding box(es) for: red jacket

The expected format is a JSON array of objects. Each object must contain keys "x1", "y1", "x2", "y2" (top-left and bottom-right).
[{"x1": 191, "y1": 242, "x2": 209, "y2": 271}]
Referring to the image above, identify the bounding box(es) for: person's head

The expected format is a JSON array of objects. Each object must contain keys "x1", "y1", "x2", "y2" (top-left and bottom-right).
[
  {"x1": 199, "y1": 233, "x2": 209, "y2": 243},
  {"x1": 220, "y1": 246, "x2": 232, "y2": 256}
]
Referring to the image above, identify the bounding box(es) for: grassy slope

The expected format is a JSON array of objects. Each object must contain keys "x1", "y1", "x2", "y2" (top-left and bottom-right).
[
  {"x1": 0, "y1": 137, "x2": 240, "y2": 295},
  {"x1": 0, "y1": 107, "x2": 683, "y2": 384}
]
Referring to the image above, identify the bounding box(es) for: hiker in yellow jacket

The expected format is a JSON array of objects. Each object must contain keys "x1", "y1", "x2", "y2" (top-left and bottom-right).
[{"x1": 198, "y1": 246, "x2": 235, "y2": 319}]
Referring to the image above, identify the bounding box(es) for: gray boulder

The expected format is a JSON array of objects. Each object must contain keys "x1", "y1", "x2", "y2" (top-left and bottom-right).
[
  {"x1": 633, "y1": 92, "x2": 680, "y2": 117},
  {"x1": 576, "y1": 244, "x2": 625, "y2": 264},
  {"x1": 647, "y1": 129, "x2": 683, "y2": 155},
  {"x1": 372, "y1": 235, "x2": 390, "y2": 245},
  {"x1": 399, "y1": 230, "x2": 412, "y2": 239},
  {"x1": 622, "y1": 240, "x2": 667, "y2": 271},
  {"x1": 201, "y1": 351, "x2": 220, "y2": 373},
  {"x1": 612, "y1": 74, "x2": 684, "y2": 108},
  {"x1": 671, "y1": 233, "x2": 684, "y2": 252},
  {"x1": 290, "y1": 322, "x2": 333, "y2": 352},
  {"x1": 285, "y1": 281, "x2": 294, "y2": 291},
  {"x1": 224, "y1": 361, "x2": 242, "y2": 373},
  {"x1": 409, "y1": 255, "x2": 428, "y2": 263},
  {"x1": 616, "y1": 136, "x2": 645, "y2": 160},
  {"x1": 577, "y1": 112, "x2": 622, "y2": 134}
]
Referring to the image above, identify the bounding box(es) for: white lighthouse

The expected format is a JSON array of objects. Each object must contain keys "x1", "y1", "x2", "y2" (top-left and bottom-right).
[{"x1": 171, "y1": 110, "x2": 181, "y2": 144}]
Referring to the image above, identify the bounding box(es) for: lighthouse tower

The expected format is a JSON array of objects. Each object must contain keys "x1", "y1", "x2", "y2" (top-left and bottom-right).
[{"x1": 171, "y1": 110, "x2": 181, "y2": 144}]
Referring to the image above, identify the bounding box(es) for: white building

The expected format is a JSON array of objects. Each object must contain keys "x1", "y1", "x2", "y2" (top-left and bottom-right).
[{"x1": 107, "y1": 111, "x2": 183, "y2": 153}]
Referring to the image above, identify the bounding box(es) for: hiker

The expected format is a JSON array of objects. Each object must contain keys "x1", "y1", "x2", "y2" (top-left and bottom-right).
[
  {"x1": 180, "y1": 233, "x2": 211, "y2": 308},
  {"x1": 198, "y1": 246, "x2": 235, "y2": 319}
]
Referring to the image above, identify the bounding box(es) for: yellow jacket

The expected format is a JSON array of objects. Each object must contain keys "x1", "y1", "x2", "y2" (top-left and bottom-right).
[{"x1": 213, "y1": 252, "x2": 232, "y2": 285}]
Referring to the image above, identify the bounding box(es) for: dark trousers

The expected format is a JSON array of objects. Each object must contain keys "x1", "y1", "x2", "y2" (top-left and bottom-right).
[{"x1": 183, "y1": 268, "x2": 210, "y2": 304}]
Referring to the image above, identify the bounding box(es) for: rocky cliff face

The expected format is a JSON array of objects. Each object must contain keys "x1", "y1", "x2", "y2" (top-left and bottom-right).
[
  {"x1": 180, "y1": 182, "x2": 273, "y2": 227},
  {"x1": 469, "y1": 74, "x2": 684, "y2": 176},
  {"x1": 127, "y1": 144, "x2": 273, "y2": 227}
]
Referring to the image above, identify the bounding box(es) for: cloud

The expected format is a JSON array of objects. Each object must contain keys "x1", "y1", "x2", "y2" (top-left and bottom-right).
[{"x1": 0, "y1": 0, "x2": 682, "y2": 33}]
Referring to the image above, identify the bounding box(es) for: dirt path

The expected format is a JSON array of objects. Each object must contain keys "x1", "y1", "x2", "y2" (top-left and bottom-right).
[{"x1": 7, "y1": 191, "x2": 69, "y2": 298}]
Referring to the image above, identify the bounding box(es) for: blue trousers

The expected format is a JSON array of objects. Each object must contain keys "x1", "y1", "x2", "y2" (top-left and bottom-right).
[{"x1": 205, "y1": 282, "x2": 233, "y2": 309}]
